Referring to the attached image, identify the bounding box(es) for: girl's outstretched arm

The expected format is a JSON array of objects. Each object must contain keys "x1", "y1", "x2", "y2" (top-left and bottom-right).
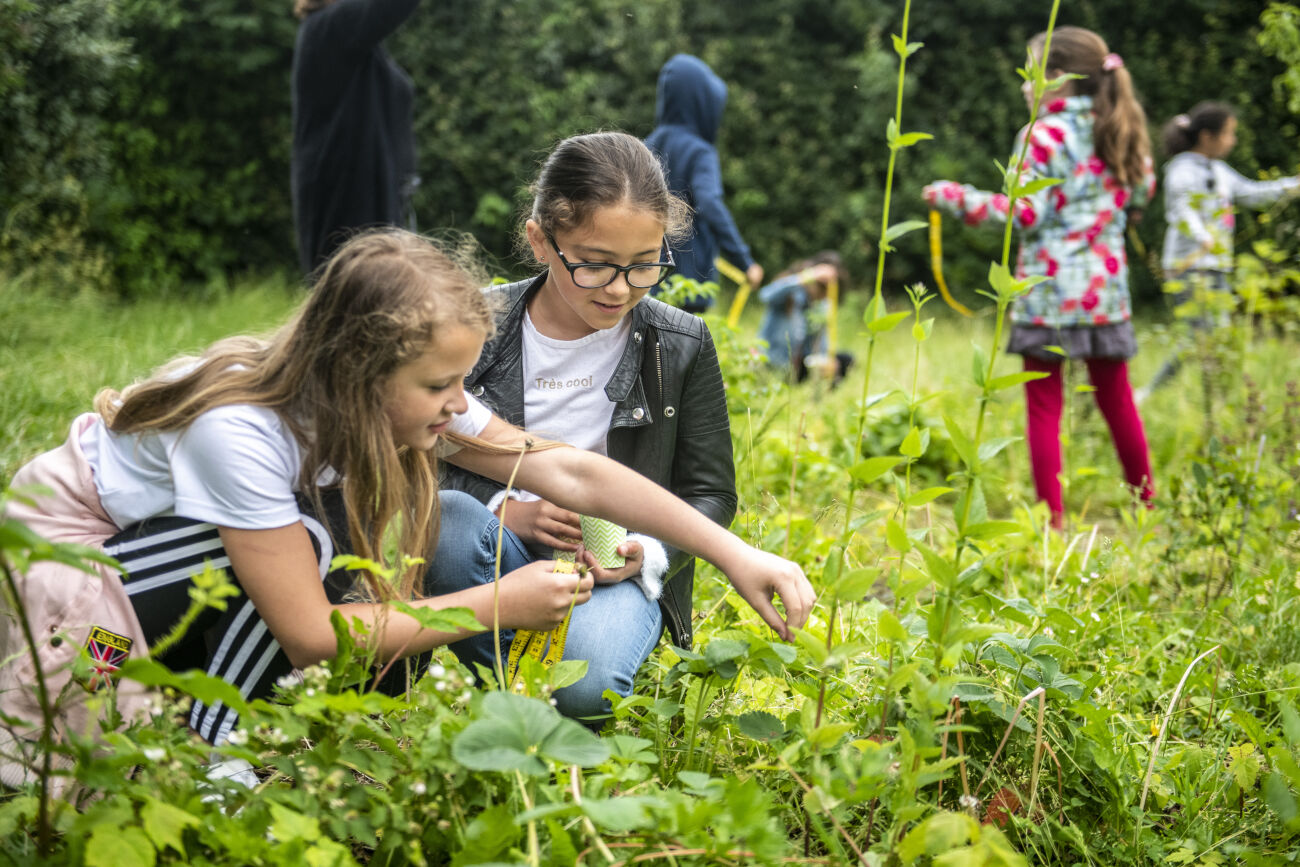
[
  {"x1": 217, "y1": 523, "x2": 593, "y2": 668},
  {"x1": 447, "y1": 417, "x2": 816, "y2": 639}
]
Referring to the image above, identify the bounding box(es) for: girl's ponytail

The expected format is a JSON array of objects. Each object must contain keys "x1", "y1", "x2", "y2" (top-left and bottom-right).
[
  {"x1": 1092, "y1": 60, "x2": 1150, "y2": 188},
  {"x1": 1160, "y1": 101, "x2": 1236, "y2": 157},
  {"x1": 1032, "y1": 26, "x2": 1151, "y2": 188}
]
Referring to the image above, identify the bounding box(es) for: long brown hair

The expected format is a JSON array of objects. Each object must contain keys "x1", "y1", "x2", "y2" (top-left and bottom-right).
[
  {"x1": 96, "y1": 230, "x2": 496, "y2": 602},
  {"x1": 1030, "y1": 26, "x2": 1150, "y2": 187}
]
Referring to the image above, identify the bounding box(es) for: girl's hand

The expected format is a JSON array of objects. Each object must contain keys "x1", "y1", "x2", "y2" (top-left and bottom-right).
[
  {"x1": 746, "y1": 262, "x2": 765, "y2": 288},
  {"x1": 724, "y1": 548, "x2": 816, "y2": 641},
  {"x1": 497, "y1": 559, "x2": 594, "y2": 631},
  {"x1": 922, "y1": 183, "x2": 941, "y2": 206},
  {"x1": 579, "y1": 539, "x2": 645, "y2": 585},
  {"x1": 498, "y1": 497, "x2": 583, "y2": 550}
]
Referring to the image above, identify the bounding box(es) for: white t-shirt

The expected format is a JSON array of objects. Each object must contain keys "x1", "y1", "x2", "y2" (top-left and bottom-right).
[
  {"x1": 81, "y1": 395, "x2": 492, "y2": 530},
  {"x1": 521, "y1": 311, "x2": 628, "y2": 454}
]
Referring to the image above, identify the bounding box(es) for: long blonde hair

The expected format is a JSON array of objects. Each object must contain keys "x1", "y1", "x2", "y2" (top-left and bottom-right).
[
  {"x1": 1031, "y1": 26, "x2": 1151, "y2": 187},
  {"x1": 97, "y1": 230, "x2": 496, "y2": 601}
]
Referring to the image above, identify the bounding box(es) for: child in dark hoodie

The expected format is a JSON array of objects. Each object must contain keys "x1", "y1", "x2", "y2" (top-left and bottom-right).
[{"x1": 645, "y1": 54, "x2": 763, "y2": 312}]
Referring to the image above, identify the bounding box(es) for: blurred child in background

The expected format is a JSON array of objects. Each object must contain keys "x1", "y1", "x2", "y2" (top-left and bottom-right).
[
  {"x1": 1139, "y1": 101, "x2": 1300, "y2": 398},
  {"x1": 757, "y1": 250, "x2": 853, "y2": 385}
]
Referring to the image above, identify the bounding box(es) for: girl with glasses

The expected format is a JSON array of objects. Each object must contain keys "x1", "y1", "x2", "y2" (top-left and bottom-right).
[{"x1": 443, "y1": 131, "x2": 740, "y2": 725}]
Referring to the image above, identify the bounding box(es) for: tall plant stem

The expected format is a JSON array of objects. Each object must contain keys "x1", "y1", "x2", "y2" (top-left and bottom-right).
[
  {"x1": 0, "y1": 559, "x2": 54, "y2": 856},
  {"x1": 952, "y1": 0, "x2": 1062, "y2": 572}
]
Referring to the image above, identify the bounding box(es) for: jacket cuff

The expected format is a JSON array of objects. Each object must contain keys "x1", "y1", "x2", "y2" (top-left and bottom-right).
[
  {"x1": 627, "y1": 534, "x2": 669, "y2": 601},
  {"x1": 485, "y1": 488, "x2": 540, "y2": 516}
]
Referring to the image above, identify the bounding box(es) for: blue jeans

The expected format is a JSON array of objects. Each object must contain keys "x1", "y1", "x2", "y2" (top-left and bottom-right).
[
  {"x1": 432, "y1": 491, "x2": 663, "y2": 723},
  {"x1": 428, "y1": 491, "x2": 533, "y2": 676}
]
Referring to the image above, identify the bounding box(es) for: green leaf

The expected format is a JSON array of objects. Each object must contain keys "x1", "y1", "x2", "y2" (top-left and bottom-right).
[
  {"x1": 886, "y1": 519, "x2": 911, "y2": 554},
  {"x1": 943, "y1": 414, "x2": 978, "y2": 471},
  {"x1": 118, "y1": 659, "x2": 249, "y2": 716},
  {"x1": 977, "y1": 436, "x2": 1022, "y2": 462},
  {"x1": 390, "y1": 600, "x2": 484, "y2": 635},
  {"x1": 987, "y1": 371, "x2": 1049, "y2": 392},
  {"x1": 737, "y1": 710, "x2": 786, "y2": 742},
  {"x1": 867, "y1": 311, "x2": 911, "y2": 333},
  {"x1": 831, "y1": 567, "x2": 881, "y2": 602},
  {"x1": 1266, "y1": 771, "x2": 1300, "y2": 827},
  {"x1": 452, "y1": 691, "x2": 563, "y2": 775},
  {"x1": 270, "y1": 803, "x2": 323, "y2": 843},
  {"x1": 87, "y1": 825, "x2": 155, "y2": 867},
  {"x1": 582, "y1": 796, "x2": 659, "y2": 832},
  {"x1": 899, "y1": 426, "x2": 927, "y2": 458},
  {"x1": 987, "y1": 262, "x2": 1013, "y2": 297},
  {"x1": 877, "y1": 609, "x2": 910, "y2": 642},
  {"x1": 906, "y1": 486, "x2": 954, "y2": 507},
  {"x1": 964, "y1": 521, "x2": 1022, "y2": 540},
  {"x1": 1012, "y1": 176, "x2": 1062, "y2": 197},
  {"x1": 912, "y1": 317, "x2": 934, "y2": 342},
  {"x1": 892, "y1": 132, "x2": 934, "y2": 149},
  {"x1": 607, "y1": 734, "x2": 657, "y2": 763},
  {"x1": 539, "y1": 718, "x2": 610, "y2": 767},
  {"x1": 849, "y1": 455, "x2": 901, "y2": 484},
  {"x1": 141, "y1": 797, "x2": 198, "y2": 856},
  {"x1": 884, "y1": 219, "x2": 930, "y2": 242}
]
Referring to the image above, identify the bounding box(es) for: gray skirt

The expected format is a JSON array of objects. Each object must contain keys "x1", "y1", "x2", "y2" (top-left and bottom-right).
[{"x1": 1006, "y1": 321, "x2": 1138, "y2": 362}]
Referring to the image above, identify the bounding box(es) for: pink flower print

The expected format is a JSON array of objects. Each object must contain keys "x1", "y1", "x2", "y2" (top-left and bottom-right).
[
  {"x1": 965, "y1": 203, "x2": 988, "y2": 225},
  {"x1": 1019, "y1": 203, "x2": 1037, "y2": 228},
  {"x1": 1096, "y1": 209, "x2": 1114, "y2": 226},
  {"x1": 1066, "y1": 230, "x2": 1084, "y2": 242},
  {"x1": 1031, "y1": 143, "x2": 1051, "y2": 165},
  {"x1": 1104, "y1": 255, "x2": 1120, "y2": 275},
  {"x1": 1044, "y1": 255, "x2": 1058, "y2": 277},
  {"x1": 1046, "y1": 125, "x2": 1066, "y2": 143},
  {"x1": 992, "y1": 194, "x2": 1009, "y2": 214},
  {"x1": 1089, "y1": 275, "x2": 1106, "y2": 291},
  {"x1": 1223, "y1": 213, "x2": 1236, "y2": 228},
  {"x1": 1033, "y1": 316, "x2": 1047, "y2": 325},
  {"x1": 1102, "y1": 175, "x2": 1119, "y2": 192},
  {"x1": 1091, "y1": 243, "x2": 1110, "y2": 260},
  {"x1": 1046, "y1": 98, "x2": 1067, "y2": 113},
  {"x1": 1113, "y1": 188, "x2": 1130, "y2": 209},
  {"x1": 1086, "y1": 156, "x2": 1106, "y2": 175},
  {"x1": 1093, "y1": 313, "x2": 1109, "y2": 325},
  {"x1": 1081, "y1": 288, "x2": 1101, "y2": 311},
  {"x1": 1085, "y1": 224, "x2": 1102, "y2": 244},
  {"x1": 1061, "y1": 298, "x2": 1080, "y2": 312},
  {"x1": 1050, "y1": 189, "x2": 1068, "y2": 211}
]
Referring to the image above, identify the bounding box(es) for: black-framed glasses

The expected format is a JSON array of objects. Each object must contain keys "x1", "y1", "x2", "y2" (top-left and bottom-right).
[{"x1": 546, "y1": 233, "x2": 674, "y2": 290}]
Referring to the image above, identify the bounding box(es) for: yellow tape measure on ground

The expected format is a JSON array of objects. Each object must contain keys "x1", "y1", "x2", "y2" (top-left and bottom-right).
[
  {"x1": 717, "y1": 257, "x2": 752, "y2": 329},
  {"x1": 505, "y1": 558, "x2": 576, "y2": 685},
  {"x1": 928, "y1": 209, "x2": 975, "y2": 318}
]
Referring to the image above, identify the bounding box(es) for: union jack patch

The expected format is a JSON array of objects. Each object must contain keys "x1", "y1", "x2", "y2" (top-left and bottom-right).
[{"x1": 85, "y1": 626, "x2": 132, "y2": 690}]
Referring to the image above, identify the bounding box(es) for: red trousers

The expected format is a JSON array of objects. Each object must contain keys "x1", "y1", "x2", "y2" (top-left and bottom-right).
[{"x1": 1023, "y1": 357, "x2": 1154, "y2": 523}]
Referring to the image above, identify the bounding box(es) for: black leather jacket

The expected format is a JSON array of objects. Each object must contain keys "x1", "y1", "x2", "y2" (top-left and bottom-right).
[{"x1": 442, "y1": 274, "x2": 737, "y2": 649}]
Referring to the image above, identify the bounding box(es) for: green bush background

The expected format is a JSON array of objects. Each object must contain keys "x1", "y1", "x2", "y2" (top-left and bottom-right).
[{"x1": 3, "y1": 0, "x2": 1296, "y2": 299}]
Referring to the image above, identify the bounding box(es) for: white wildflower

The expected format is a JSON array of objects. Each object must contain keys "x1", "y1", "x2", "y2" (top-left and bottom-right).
[
  {"x1": 412, "y1": 781, "x2": 427, "y2": 796},
  {"x1": 1090, "y1": 611, "x2": 1101, "y2": 622},
  {"x1": 225, "y1": 729, "x2": 248, "y2": 746},
  {"x1": 142, "y1": 747, "x2": 166, "y2": 762},
  {"x1": 434, "y1": 680, "x2": 447, "y2": 692},
  {"x1": 305, "y1": 688, "x2": 316, "y2": 698},
  {"x1": 428, "y1": 664, "x2": 446, "y2": 679},
  {"x1": 959, "y1": 794, "x2": 980, "y2": 810}
]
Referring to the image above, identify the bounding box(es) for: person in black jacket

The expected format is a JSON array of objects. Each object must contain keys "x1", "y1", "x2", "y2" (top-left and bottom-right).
[
  {"x1": 291, "y1": 0, "x2": 421, "y2": 275},
  {"x1": 443, "y1": 132, "x2": 740, "y2": 724}
]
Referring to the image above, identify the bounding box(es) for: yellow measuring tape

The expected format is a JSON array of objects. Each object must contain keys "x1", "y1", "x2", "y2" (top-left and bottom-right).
[
  {"x1": 825, "y1": 273, "x2": 839, "y2": 356},
  {"x1": 717, "y1": 257, "x2": 752, "y2": 328},
  {"x1": 928, "y1": 209, "x2": 975, "y2": 318},
  {"x1": 505, "y1": 558, "x2": 577, "y2": 685}
]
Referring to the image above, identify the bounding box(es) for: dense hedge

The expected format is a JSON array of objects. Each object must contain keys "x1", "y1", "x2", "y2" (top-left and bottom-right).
[{"x1": 3, "y1": 0, "x2": 1295, "y2": 301}]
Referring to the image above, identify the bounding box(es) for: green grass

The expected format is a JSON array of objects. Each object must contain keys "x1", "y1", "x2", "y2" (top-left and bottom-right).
[{"x1": 0, "y1": 276, "x2": 300, "y2": 482}]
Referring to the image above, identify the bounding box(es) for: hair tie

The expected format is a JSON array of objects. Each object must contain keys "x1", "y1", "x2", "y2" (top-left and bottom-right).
[
  {"x1": 1174, "y1": 114, "x2": 1191, "y2": 129},
  {"x1": 1102, "y1": 53, "x2": 1124, "y2": 72}
]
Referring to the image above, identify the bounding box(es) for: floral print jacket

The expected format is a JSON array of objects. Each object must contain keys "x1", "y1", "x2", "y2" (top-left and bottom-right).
[{"x1": 925, "y1": 96, "x2": 1155, "y2": 329}]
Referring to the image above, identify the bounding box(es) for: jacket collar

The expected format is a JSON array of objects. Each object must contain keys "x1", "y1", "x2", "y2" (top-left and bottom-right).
[{"x1": 472, "y1": 273, "x2": 654, "y2": 422}]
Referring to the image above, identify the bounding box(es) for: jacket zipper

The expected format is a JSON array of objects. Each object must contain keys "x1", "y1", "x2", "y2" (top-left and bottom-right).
[{"x1": 655, "y1": 337, "x2": 663, "y2": 408}]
